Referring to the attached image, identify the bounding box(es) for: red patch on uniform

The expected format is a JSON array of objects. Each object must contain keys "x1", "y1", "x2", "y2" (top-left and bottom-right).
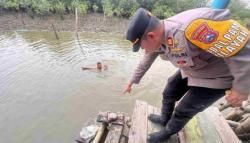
[
  {"x1": 167, "y1": 37, "x2": 173, "y2": 46},
  {"x1": 177, "y1": 60, "x2": 187, "y2": 65},
  {"x1": 191, "y1": 22, "x2": 218, "y2": 44}
]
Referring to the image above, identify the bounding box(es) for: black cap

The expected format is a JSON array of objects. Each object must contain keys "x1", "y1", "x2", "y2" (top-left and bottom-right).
[{"x1": 126, "y1": 8, "x2": 153, "y2": 52}]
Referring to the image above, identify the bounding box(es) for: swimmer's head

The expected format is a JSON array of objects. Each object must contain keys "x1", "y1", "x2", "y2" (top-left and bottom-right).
[{"x1": 97, "y1": 62, "x2": 102, "y2": 70}]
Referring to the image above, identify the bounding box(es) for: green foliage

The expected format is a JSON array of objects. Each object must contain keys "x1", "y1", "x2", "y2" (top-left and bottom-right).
[
  {"x1": 102, "y1": 0, "x2": 139, "y2": 18},
  {"x1": 50, "y1": 0, "x2": 65, "y2": 14},
  {"x1": 116, "y1": 0, "x2": 139, "y2": 18},
  {"x1": 136, "y1": 0, "x2": 155, "y2": 11},
  {"x1": 177, "y1": 0, "x2": 203, "y2": 12},
  {"x1": 0, "y1": 0, "x2": 4, "y2": 7},
  {"x1": 229, "y1": 0, "x2": 250, "y2": 25},
  {"x1": 88, "y1": 0, "x2": 103, "y2": 13},
  {"x1": 152, "y1": 1, "x2": 175, "y2": 19},
  {"x1": 92, "y1": 4, "x2": 98, "y2": 13},
  {"x1": 102, "y1": 0, "x2": 114, "y2": 17},
  {"x1": 71, "y1": 0, "x2": 88, "y2": 15},
  {"x1": 4, "y1": 0, "x2": 19, "y2": 10},
  {"x1": 32, "y1": 0, "x2": 50, "y2": 15},
  {"x1": 19, "y1": 0, "x2": 32, "y2": 10},
  {"x1": 78, "y1": 2, "x2": 88, "y2": 15}
]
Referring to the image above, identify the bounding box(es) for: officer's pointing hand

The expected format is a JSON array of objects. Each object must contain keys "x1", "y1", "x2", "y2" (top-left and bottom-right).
[
  {"x1": 123, "y1": 82, "x2": 133, "y2": 94},
  {"x1": 225, "y1": 89, "x2": 248, "y2": 107}
]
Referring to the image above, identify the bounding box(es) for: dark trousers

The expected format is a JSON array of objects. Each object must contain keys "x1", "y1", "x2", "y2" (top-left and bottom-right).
[{"x1": 162, "y1": 70, "x2": 227, "y2": 134}]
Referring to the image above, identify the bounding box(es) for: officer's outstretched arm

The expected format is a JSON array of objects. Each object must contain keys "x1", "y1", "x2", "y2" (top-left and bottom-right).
[
  {"x1": 130, "y1": 52, "x2": 158, "y2": 84},
  {"x1": 123, "y1": 52, "x2": 158, "y2": 94}
]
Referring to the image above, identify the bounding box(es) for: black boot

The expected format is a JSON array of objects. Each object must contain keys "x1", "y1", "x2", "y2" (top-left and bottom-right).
[
  {"x1": 147, "y1": 129, "x2": 172, "y2": 143},
  {"x1": 148, "y1": 114, "x2": 168, "y2": 126}
]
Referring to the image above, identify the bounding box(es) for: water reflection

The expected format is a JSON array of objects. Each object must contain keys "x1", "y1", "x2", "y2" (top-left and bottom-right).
[{"x1": 0, "y1": 31, "x2": 176, "y2": 143}]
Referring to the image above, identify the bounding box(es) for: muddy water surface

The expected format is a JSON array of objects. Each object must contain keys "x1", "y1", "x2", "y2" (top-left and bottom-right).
[{"x1": 0, "y1": 31, "x2": 177, "y2": 143}]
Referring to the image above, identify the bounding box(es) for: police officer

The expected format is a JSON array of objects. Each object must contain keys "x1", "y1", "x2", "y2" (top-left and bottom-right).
[{"x1": 123, "y1": 8, "x2": 250, "y2": 142}]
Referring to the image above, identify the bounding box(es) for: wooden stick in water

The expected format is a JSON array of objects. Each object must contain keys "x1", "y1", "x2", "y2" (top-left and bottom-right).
[{"x1": 51, "y1": 23, "x2": 59, "y2": 39}]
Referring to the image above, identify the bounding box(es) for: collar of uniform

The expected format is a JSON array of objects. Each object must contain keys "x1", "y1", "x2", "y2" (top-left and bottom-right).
[
  {"x1": 163, "y1": 20, "x2": 182, "y2": 50},
  {"x1": 163, "y1": 20, "x2": 181, "y2": 42},
  {"x1": 163, "y1": 20, "x2": 175, "y2": 54},
  {"x1": 163, "y1": 20, "x2": 173, "y2": 41}
]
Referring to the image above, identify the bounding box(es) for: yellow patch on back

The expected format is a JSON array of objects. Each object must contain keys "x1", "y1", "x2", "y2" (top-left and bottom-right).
[{"x1": 185, "y1": 19, "x2": 250, "y2": 57}]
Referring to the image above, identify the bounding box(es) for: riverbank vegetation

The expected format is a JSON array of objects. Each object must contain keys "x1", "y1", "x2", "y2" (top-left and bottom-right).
[{"x1": 0, "y1": 0, "x2": 250, "y2": 26}]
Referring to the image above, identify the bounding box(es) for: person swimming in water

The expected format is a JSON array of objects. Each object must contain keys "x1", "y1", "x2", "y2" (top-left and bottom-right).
[{"x1": 82, "y1": 62, "x2": 107, "y2": 71}]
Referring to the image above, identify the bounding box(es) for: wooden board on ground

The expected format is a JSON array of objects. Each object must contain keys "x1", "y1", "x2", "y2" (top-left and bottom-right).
[
  {"x1": 104, "y1": 124, "x2": 124, "y2": 143},
  {"x1": 179, "y1": 107, "x2": 241, "y2": 143},
  {"x1": 128, "y1": 100, "x2": 148, "y2": 143},
  {"x1": 128, "y1": 100, "x2": 178, "y2": 143},
  {"x1": 129, "y1": 100, "x2": 241, "y2": 143}
]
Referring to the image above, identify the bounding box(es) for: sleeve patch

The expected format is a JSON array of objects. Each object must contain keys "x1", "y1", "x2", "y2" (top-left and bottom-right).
[{"x1": 185, "y1": 19, "x2": 250, "y2": 57}]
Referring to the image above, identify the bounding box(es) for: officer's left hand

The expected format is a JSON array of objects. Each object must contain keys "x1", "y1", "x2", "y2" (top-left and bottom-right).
[{"x1": 225, "y1": 89, "x2": 248, "y2": 107}]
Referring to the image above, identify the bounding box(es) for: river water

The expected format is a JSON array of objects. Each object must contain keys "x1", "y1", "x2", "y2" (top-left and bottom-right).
[{"x1": 0, "y1": 31, "x2": 177, "y2": 143}]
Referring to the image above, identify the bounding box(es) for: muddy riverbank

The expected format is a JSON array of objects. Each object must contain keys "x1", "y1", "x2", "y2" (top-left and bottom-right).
[{"x1": 0, "y1": 12, "x2": 130, "y2": 34}]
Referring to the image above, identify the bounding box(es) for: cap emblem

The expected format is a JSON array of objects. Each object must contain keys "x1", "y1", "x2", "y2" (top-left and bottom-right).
[
  {"x1": 147, "y1": 12, "x2": 152, "y2": 17},
  {"x1": 132, "y1": 38, "x2": 140, "y2": 45}
]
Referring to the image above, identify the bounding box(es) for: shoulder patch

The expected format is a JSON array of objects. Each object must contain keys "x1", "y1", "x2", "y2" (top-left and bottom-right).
[{"x1": 185, "y1": 19, "x2": 250, "y2": 57}]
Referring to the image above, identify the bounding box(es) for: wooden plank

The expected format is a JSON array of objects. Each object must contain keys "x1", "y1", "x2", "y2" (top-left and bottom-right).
[
  {"x1": 129, "y1": 101, "x2": 240, "y2": 143},
  {"x1": 207, "y1": 107, "x2": 241, "y2": 143},
  {"x1": 104, "y1": 124, "x2": 123, "y2": 143},
  {"x1": 93, "y1": 123, "x2": 107, "y2": 143},
  {"x1": 128, "y1": 100, "x2": 148, "y2": 143},
  {"x1": 184, "y1": 112, "x2": 221, "y2": 143},
  {"x1": 183, "y1": 107, "x2": 241, "y2": 143},
  {"x1": 184, "y1": 108, "x2": 223, "y2": 143},
  {"x1": 120, "y1": 118, "x2": 130, "y2": 143}
]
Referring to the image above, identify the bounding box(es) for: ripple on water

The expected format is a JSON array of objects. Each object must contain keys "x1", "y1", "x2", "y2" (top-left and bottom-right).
[{"x1": 0, "y1": 31, "x2": 175, "y2": 143}]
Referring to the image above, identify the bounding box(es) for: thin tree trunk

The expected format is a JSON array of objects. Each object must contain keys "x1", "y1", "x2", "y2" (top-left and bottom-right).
[
  {"x1": 75, "y1": 8, "x2": 85, "y2": 55},
  {"x1": 51, "y1": 23, "x2": 59, "y2": 39},
  {"x1": 75, "y1": 8, "x2": 78, "y2": 36}
]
